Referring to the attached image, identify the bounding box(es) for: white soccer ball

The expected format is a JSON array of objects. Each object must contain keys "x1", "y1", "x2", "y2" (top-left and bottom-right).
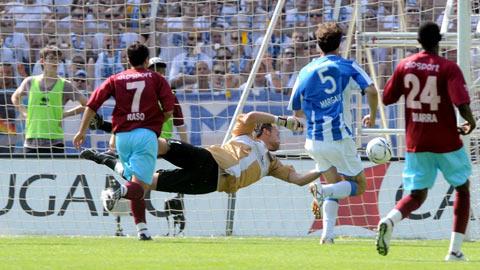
[{"x1": 366, "y1": 137, "x2": 392, "y2": 164}]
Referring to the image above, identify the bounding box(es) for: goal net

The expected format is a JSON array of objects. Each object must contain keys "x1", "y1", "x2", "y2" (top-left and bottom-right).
[{"x1": 0, "y1": 0, "x2": 479, "y2": 239}]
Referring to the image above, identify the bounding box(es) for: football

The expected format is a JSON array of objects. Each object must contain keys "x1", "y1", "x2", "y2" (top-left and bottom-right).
[{"x1": 366, "y1": 137, "x2": 392, "y2": 164}]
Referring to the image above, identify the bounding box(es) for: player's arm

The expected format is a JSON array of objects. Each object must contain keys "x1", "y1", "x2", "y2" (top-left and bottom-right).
[
  {"x1": 268, "y1": 158, "x2": 321, "y2": 186},
  {"x1": 351, "y1": 62, "x2": 378, "y2": 127},
  {"x1": 241, "y1": 111, "x2": 278, "y2": 126},
  {"x1": 287, "y1": 169, "x2": 322, "y2": 186},
  {"x1": 382, "y1": 65, "x2": 403, "y2": 106},
  {"x1": 288, "y1": 78, "x2": 303, "y2": 117},
  {"x1": 63, "y1": 83, "x2": 88, "y2": 118},
  {"x1": 457, "y1": 104, "x2": 476, "y2": 135},
  {"x1": 363, "y1": 84, "x2": 378, "y2": 127},
  {"x1": 234, "y1": 111, "x2": 303, "y2": 136},
  {"x1": 11, "y1": 77, "x2": 30, "y2": 119},
  {"x1": 73, "y1": 78, "x2": 113, "y2": 148},
  {"x1": 448, "y1": 64, "x2": 476, "y2": 135},
  {"x1": 64, "y1": 105, "x2": 86, "y2": 118},
  {"x1": 157, "y1": 75, "x2": 175, "y2": 121},
  {"x1": 288, "y1": 80, "x2": 308, "y2": 126},
  {"x1": 74, "y1": 107, "x2": 97, "y2": 149}
]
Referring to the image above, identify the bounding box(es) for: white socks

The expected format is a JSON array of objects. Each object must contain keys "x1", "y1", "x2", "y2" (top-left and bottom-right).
[
  {"x1": 322, "y1": 199, "x2": 339, "y2": 240},
  {"x1": 322, "y1": 181, "x2": 352, "y2": 199},
  {"x1": 320, "y1": 181, "x2": 356, "y2": 240},
  {"x1": 385, "y1": 209, "x2": 403, "y2": 226},
  {"x1": 114, "y1": 162, "x2": 125, "y2": 176},
  {"x1": 448, "y1": 232, "x2": 464, "y2": 253},
  {"x1": 120, "y1": 185, "x2": 127, "y2": 197},
  {"x1": 136, "y1": 222, "x2": 151, "y2": 236}
]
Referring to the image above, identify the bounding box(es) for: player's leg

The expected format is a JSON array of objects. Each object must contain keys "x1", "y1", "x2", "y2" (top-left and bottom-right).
[
  {"x1": 129, "y1": 176, "x2": 151, "y2": 240},
  {"x1": 309, "y1": 139, "x2": 364, "y2": 198},
  {"x1": 113, "y1": 128, "x2": 158, "y2": 240},
  {"x1": 306, "y1": 139, "x2": 363, "y2": 243},
  {"x1": 437, "y1": 147, "x2": 471, "y2": 261},
  {"x1": 320, "y1": 196, "x2": 338, "y2": 244},
  {"x1": 81, "y1": 138, "x2": 213, "y2": 185},
  {"x1": 80, "y1": 148, "x2": 120, "y2": 173},
  {"x1": 376, "y1": 188, "x2": 428, "y2": 256},
  {"x1": 80, "y1": 137, "x2": 170, "y2": 178},
  {"x1": 305, "y1": 139, "x2": 335, "y2": 221},
  {"x1": 376, "y1": 151, "x2": 434, "y2": 256},
  {"x1": 321, "y1": 159, "x2": 366, "y2": 244},
  {"x1": 151, "y1": 144, "x2": 219, "y2": 194},
  {"x1": 319, "y1": 173, "x2": 364, "y2": 244},
  {"x1": 159, "y1": 138, "x2": 212, "y2": 170},
  {"x1": 443, "y1": 181, "x2": 470, "y2": 261}
]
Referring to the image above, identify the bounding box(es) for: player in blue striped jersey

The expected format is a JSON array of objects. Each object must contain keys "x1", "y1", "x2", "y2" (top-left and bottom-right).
[{"x1": 288, "y1": 22, "x2": 378, "y2": 244}]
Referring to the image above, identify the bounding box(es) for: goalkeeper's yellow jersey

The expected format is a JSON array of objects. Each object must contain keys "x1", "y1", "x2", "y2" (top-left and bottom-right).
[{"x1": 207, "y1": 114, "x2": 293, "y2": 193}]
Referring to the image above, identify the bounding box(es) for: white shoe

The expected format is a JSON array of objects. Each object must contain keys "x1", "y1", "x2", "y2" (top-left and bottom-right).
[
  {"x1": 445, "y1": 251, "x2": 468, "y2": 262},
  {"x1": 309, "y1": 182, "x2": 324, "y2": 219},
  {"x1": 320, "y1": 237, "x2": 334, "y2": 245},
  {"x1": 376, "y1": 218, "x2": 394, "y2": 256}
]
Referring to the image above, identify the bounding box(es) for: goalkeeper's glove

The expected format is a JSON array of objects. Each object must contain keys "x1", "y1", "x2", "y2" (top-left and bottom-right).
[
  {"x1": 89, "y1": 113, "x2": 104, "y2": 130},
  {"x1": 275, "y1": 116, "x2": 304, "y2": 132}
]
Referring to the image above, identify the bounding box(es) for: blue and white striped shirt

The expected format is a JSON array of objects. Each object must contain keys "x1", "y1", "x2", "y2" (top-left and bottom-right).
[{"x1": 288, "y1": 55, "x2": 372, "y2": 141}]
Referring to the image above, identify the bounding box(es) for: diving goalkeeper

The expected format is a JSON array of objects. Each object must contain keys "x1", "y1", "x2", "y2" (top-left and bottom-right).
[{"x1": 82, "y1": 111, "x2": 320, "y2": 195}]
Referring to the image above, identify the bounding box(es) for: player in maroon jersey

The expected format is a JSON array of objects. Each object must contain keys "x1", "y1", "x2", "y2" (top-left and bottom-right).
[
  {"x1": 74, "y1": 42, "x2": 175, "y2": 240},
  {"x1": 375, "y1": 22, "x2": 476, "y2": 261}
]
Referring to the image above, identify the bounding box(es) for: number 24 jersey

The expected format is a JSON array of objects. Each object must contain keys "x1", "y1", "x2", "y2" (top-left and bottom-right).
[{"x1": 383, "y1": 51, "x2": 470, "y2": 153}]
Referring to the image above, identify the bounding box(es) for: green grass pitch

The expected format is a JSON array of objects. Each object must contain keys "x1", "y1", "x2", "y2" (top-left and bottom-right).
[{"x1": 0, "y1": 237, "x2": 479, "y2": 270}]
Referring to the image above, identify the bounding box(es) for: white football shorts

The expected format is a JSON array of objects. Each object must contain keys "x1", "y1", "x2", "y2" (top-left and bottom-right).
[{"x1": 305, "y1": 138, "x2": 363, "y2": 177}]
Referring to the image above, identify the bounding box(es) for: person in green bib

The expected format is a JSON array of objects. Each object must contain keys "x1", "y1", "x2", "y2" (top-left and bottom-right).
[{"x1": 11, "y1": 45, "x2": 88, "y2": 154}]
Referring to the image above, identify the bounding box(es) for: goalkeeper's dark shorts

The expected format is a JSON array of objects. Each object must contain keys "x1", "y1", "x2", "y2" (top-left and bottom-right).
[{"x1": 156, "y1": 139, "x2": 218, "y2": 195}]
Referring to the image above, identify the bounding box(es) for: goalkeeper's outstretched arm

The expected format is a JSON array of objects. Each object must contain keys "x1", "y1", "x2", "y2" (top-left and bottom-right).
[
  {"x1": 240, "y1": 111, "x2": 304, "y2": 133},
  {"x1": 286, "y1": 169, "x2": 322, "y2": 186}
]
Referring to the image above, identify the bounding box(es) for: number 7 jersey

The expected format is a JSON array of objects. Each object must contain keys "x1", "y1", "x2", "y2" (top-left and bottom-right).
[
  {"x1": 87, "y1": 68, "x2": 175, "y2": 136},
  {"x1": 383, "y1": 51, "x2": 470, "y2": 153}
]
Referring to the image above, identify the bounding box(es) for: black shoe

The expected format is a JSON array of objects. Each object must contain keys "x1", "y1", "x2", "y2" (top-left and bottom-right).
[
  {"x1": 80, "y1": 148, "x2": 96, "y2": 160},
  {"x1": 138, "y1": 232, "x2": 153, "y2": 241},
  {"x1": 103, "y1": 149, "x2": 117, "y2": 158},
  {"x1": 445, "y1": 251, "x2": 467, "y2": 261},
  {"x1": 80, "y1": 148, "x2": 116, "y2": 166}
]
